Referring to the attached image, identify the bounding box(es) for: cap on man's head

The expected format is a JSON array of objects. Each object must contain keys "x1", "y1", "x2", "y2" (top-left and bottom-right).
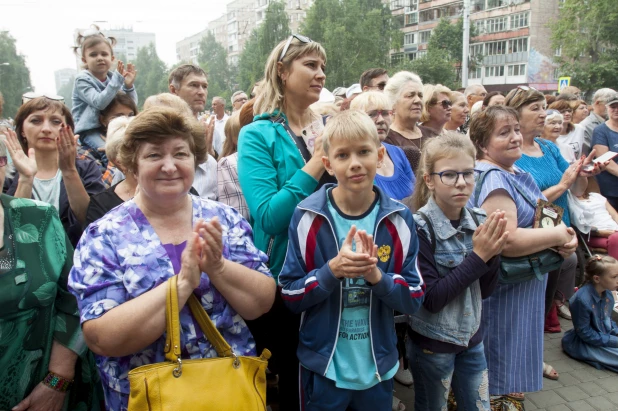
[
  {"x1": 606, "y1": 93, "x2": 618, "y2": 106},
  {"x1": 346, "y1": 83, "x2": 362, "y2": 99}
]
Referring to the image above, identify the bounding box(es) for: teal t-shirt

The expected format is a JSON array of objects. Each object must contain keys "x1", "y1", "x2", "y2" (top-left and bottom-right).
[{"x1": 324, "y1": 188, "x2": 398, "y2": 389}]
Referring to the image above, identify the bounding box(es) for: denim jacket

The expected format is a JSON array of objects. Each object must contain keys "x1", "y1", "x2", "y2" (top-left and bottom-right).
[
  {"x1": 409, "y1": 197, "x2": 486, "y2": 346},
  {"x1": 71, "y1": 70, "x2": 137, "y2": 135}
]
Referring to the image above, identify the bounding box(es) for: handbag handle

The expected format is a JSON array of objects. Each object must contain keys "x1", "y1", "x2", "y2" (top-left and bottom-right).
[{"x1": 164, "y1": 276, "x2": 235, "y2": 366}]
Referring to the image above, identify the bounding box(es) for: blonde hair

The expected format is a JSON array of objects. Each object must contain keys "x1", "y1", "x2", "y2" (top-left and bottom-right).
[
  {"x1": 412, "y1": 132, "x2": 476, "y2": 211},
  {"x1": 253, "y1": 37, "x2": 326, "y2": 116},
  {"x1": 221, "y1": 111, "x2": 241, "y2": 158},
  {"x1": 106, "y1": 116, "x2": 133, "y2": 168},
  {"x1": 421, "y1": 84, "x2": 452, "y2": 123},
  {"x1": 143, "y1": 93, "x2": 193, "y2": 116},
  {"x1": 310, "y1": 102, "x2": 339, "y2": 116},
  {"x1": 350, "y1": 91, "x2": 392, "y2": 112},
  {"x1": 322, "y1": 110, "x2": 381, "y2": 154},
  {"x1": 384, "y1": 71, "x2": 422, "y2": 108}
]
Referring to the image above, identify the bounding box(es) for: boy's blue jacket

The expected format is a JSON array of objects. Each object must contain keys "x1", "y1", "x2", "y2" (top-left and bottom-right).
[{"x1": 278, "y1": 184, "x2": 425, "y2": 378}]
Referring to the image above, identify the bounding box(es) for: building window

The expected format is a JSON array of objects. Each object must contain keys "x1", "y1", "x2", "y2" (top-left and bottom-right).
[
  {"x1": 404, "y1": 32, "x2": 416, "y2": 45},
  {"x1": 485, "y1": 40, "x2": 506, "y2": 55},
  {"x1": 485, "y1": 65, "x2": 505, "y2": 77},
  {"x1": 390, "y1": 0, "x2": 404, "y2": 9},
  {"x1": 508, "y1": 64, "x2": 526, "y2": 76},
  {"x1": 419, "y1": 30, "x2": 431, "y2": 44},
  {"x1": 486, "y1": 16, "x2": 507, "y2": 33},
  {"x1": 554, "y1": 46, "x2": 562, "y2": 56},
  {"x1": 510, "y1": 12, "x2": 529, "y2": 29},
  {"x1": 408, "y1": 52, "x2": 418, "y2": 61},
  {"x1": 469, "y1": 67, "x2": 482, "y2": 79},
  {"x1": 405, "y1": 0, "x2": 419, "y2": 12},
  {"x1": 405, "y1": 12, "x2": 418, "y2": 25},
  {"x1": 417, "y1": 50, "x2": 427, "y2": 58},
  {"x1": 486, "y1": 0, "x2": 506, "y2": 9},
  {"x1": 508, "y1": 37, "x2": 528, "y2": 53},
  {"x1": 470, "y1": 43, "x2": 484, "y2": 57},
  {"x1": 391, "y1": 52, "x2": 404, "y2": 65}
]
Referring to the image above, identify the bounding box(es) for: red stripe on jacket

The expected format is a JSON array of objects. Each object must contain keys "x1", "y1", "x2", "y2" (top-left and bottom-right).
[{"x1": 384, "y1": 218, "x2": 403, "y2": 273}]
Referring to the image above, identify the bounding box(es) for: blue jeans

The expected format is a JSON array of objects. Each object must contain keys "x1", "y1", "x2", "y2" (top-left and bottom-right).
[
  {"x1": 407, "y1": 339, "x2": 490, "y2": 411},
  {"x1": 300, "y1": 366, "x2": 393, "y2": 411},
  {"x1": 80, "y1": 129, "x2": 108, "y2": 167}
]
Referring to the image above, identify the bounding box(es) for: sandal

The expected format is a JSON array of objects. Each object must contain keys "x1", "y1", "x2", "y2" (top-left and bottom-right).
[
  {"x1": 392, "y1": 395, "x2": 406, "y2": 411},
  {"x1": 543, "y1": 362, "x2": 559, "y2": 380},
  {"x1": 506, "y1": 392, "x2": 525, "y2": 402}
]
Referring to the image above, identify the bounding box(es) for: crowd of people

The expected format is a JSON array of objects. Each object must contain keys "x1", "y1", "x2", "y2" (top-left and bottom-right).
[{"x1": 0, "y1": 27, "x2": 617, "y2": 411}]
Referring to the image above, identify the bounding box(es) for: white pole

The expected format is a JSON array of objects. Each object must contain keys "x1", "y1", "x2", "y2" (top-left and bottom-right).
[{"x1": 462, "y1": 0, "x2": 470, "y2": 87}]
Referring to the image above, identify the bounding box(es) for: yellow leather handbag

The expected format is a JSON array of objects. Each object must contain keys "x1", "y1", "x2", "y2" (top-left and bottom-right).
[{"x1": 128, "y1": 275, "x2": 271, "y2": 410}]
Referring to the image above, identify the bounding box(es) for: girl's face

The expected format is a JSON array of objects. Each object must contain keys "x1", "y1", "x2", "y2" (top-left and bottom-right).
[
  {"x1": 482, "y1": 115, "x2": 523, "y2": 168},
  {"x1": 21, "y1": 109, "x2": 66, "y2": 152},
  {"x1": 279, "y1": 53, "x2": 326, "y2": 107},
  {"x1": 519, "y1": 100, "x2": 546, "y2": 138},
  {"x1": 450, "y1": 95, "x2": 469, "y2": 126},
  {"x1": 594, "y1": 264, "x2": 618, "y2": 292},
  {"x1": 393, "y1": 82, "x2": 423, "y2": 124},
  {"x1": 100, "y1": 103, "x2": 135, "y2": 128},
  {"x1": 427, "y1": 92, "x2": 452, "y2": 126},
  {"x1": 425, "y1": 154, "x2": 476, "y2": 214},
  {"x1": 82, "y1": 42, "x2": 114, "y2": 80},
  {"x1": 573, "y1": 103, "x2": 589, "y2": 123}
]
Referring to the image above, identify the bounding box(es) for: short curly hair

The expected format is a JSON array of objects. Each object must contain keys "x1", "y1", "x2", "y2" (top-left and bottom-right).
[{"x1": 118, "y1": 107, "x2": 208, "y2": 175}]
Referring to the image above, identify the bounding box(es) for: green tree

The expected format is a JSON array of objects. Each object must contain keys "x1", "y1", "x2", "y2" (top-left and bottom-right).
[
  {"x1": 0, "y1": 32, "x2": 33, "y2": 119},
  {"x1": 392, "y1": 49, "x2": 458, "y2": 90},
  {"x1": 57, "y1": 76, "x2": 75, "y2": 110},
  {"x1": 132, "y1": 43, "x2": 169, "y2": 108},
  {"x1": 428, "y1": 18, "x2": 477, "y2": 65},
  {"x1": 238, "y1": 1, "x2": 291, "y2": 93},
  {"x1": 301, "y1": 0, "x2": 401, "y2": 89},
  {"x1": 197, "y1": 32, "x2": 231, "y2": 103},
  {"x1": 550, "y1": 0, "x2": 618, "y2": 94}
]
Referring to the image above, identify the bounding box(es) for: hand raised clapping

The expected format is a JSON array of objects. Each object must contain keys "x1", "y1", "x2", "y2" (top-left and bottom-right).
[
  {"x1": 3, "y1": 127, "x2": 37, "y2": 178},
  {"x1": 117, "y1": 61, "x2": 137, "y2": 89},
  {"x1": 328, "y1": 226, "x2": 380, "y2": 282},
  {"x1": 472, "y1": 210, "x2": 509, "y2": 262},
  {"x1": 56, "y1": 124, "x2": 78, "y2": 174}
]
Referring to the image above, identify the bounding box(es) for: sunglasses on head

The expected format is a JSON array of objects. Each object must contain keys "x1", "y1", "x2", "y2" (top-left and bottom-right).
[
  {"x1": 516, "y1": 85, "x2": 538, "y2": 92},
  {"x1": 279, "y1": 34, "x2": 313, "y2": 62},
  {"x1": 22, "y1": 92, "x2": 65, "y2": 104}
]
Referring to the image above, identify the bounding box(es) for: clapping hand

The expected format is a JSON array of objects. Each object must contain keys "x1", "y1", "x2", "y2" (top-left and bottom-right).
[
  {"x1": 472, "y1": 210, "x2": 509, "y2": 262},
  {"x1": 3, "y1": 127, "x2": 37, "y2": 178},
  {"x1": 328, "y1": 226, "x2": 378, "y2": 280},
  {"x1": 57, "y1": 124, "x2": 78, "y2": 173},
  {"x1": 123, "y1": 63, "x2": 137, "y2": 89},
  {"x1": 195, "y1": 218, "x2": 225, "y2": 277},
  {"x1": 559, "y1": 160, "x2": 582, "y2": 190},
  {"x1": 354, "y1": 229, "x2": 382, "y2": 283},
  {"x1": 579, "y1": 149, "x2": 608, "y2": 177}
]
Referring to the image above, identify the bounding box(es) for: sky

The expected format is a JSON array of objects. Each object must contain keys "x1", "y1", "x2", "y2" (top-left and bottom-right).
[{"x1": 0, "y1": 0, "x2": 233, "y2": 93}]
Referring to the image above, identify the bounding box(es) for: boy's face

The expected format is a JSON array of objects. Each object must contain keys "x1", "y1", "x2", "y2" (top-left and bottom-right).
[{"x1": 322, "y1": 136, "x2": 384, "y2": 194}]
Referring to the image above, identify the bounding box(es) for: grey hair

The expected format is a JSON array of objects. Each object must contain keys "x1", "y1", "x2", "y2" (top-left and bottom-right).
[
  {"x1": 545, "y1": 110, "x2": 564, "y2": 125},
  {"x1": 106, "y1": 116, "x2": 133, "y2": 167},
  {"x1": 594, "y1": 88, "x2": 617, "y2": 105},
  {"x1": 212, "y1": 96, "x2": 225, "y2": 105},
  {"x1": 464, "y1": 84, "x2": 485, "y2": 98},
  {"x1": 384, "y1": 71, "x2": 423, "y2": 108},
  {"x1": 231, "y1": 91, "x2": 246, "y2": 105}
]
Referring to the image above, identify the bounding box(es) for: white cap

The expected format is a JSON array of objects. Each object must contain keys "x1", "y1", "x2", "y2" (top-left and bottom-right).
[
  {"x1": 319, "y1": 87, "x2": 335, "y2": 103},
  {"x1": 345, "y1": 83, "x2": 362, "y2": 99}
]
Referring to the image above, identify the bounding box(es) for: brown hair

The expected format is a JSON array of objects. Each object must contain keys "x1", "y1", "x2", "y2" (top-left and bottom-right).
[
  {"x1": 583, "y1": 255, "x2": 618, "y2": 285},
  {"x1": 412, "y1": 132, "x2": 476, "y2": 211},
  {"x1": 221, "y1": 111, "x2": 241, "y2": 158},
  {"x1": 504, "y1": 87, "x2": 546, "y2": 113},
  {"x1": 15, "y1": 97, "x2": 74, "y2": 151},
  {"x1": 239, "y1": 98, "x2": 256, "y2": 128},
  {"x1": 143, "y1": 93, "x2": 193, "y2": 116},
  {"x1": 469, "y1": 105, "x2": 519, "y2": 160},
  {"x1": 168, "y1": 64, "x2": 207, "y2": 90},
  {"x1": 482, "y1": 91, "x2": 503, "y2": 109},
  {"x1": 545, "y1": 95, "x2": 556, "y2": 106},
  {"x1": 548, "y1": 100, "x2": 575, "y2": 133},
  {"x1": 359, "y1": 68, "x2": 388, "y2": 90},
  {"x1": 100, "y1": 92, "x2": 138, "y2": 129},
  {"x1": 73, "y1": 25, "x2": 116, "y2": 69},
  {"x1": 119, "y1": 107, "x2": 208, "y2": 175}
]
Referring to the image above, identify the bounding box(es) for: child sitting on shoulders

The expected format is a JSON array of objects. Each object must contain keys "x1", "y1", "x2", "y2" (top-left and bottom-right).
[
  {"x1": 278, "y1": 110, "x2": 425, "y2": 410},
  {"x1": 562, "y1": 255, "x2": 618, "y2": 373}
]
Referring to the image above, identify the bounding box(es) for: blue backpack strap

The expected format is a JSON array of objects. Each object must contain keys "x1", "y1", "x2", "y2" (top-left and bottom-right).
[{"x1": 416, "y1": 211, "x2": 436, "y2": 254}]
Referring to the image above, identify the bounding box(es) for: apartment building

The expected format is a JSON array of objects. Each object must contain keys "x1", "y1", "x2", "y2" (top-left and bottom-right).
[
  {"x1": 390, "y1": 0, "x2": 561, "y2": 92},
  {"x1": 54, "y1": 68, "x2": 77, "y2": 93},
  {"x1": 176, "y1": 28, "x2": 210, "y2": 64},
  {"x1": 227, "y1": 0, "x2": 258, "y2": 66}
]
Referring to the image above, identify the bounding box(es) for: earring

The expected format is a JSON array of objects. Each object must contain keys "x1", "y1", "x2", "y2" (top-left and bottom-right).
[{"x1": 377, "y1": 161, "x2": 383, "y2": 168}]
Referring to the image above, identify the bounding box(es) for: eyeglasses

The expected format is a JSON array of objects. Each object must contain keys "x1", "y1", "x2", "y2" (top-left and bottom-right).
[
  {"x1": 430, "y1": 169, "x2": 479, "y2": 186},
  {"x1": 368, "y1": 82, "x2": 387, "y2": 91},
  {"x1": 435, "y1": 99, "x2": 452, "y2": 109},
  {"x1": 0, "y1": 156, "x2": 7, "y2": 167},
  {"x1": 233, "y1": 96, "x2": 248, "y2": 104},
  {"x1": 367, "y1": 109, "x2": 392, "y2": 120},
  {"x1": 22, "y1": 92, "x2": 65, "y2": 104},
  {"x1": 279, "y1": 34, "x2": 312, "y2": 62}
]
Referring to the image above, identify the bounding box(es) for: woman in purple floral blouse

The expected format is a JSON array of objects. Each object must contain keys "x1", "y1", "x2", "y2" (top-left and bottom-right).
[{"x1": 68, "y1": 107, "x2": 276, "y2": 411}]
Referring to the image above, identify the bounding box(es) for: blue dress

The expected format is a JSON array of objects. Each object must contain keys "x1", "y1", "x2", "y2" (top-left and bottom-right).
[
  {"x1": 374, "y1": 143, "x2": 416, "y2": 201},
  {"x1": 562, "y1": 283, "x2": 618, "y2": 373},
  {"x1": 468, "y1": 162, "x2": 548, "y2": 395}
]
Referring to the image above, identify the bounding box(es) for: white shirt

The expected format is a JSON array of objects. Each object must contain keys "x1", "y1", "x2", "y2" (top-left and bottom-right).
[
  {"x1": 557, "y1": 125, "x2": 584, "y2": 160},
  {"x1": 192, "y1": 155, "x2": 218, "y2": 200},
  {"x1": 579, "y1": 193, "x2": 618, "y2": 231},
  {"x1": 212, "y1": 113, "x2": 229, "y2": 156}
]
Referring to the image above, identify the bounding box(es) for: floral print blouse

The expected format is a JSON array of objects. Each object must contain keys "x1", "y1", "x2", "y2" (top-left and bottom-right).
[{"x1": 68, "y1": 195, "x2": 271, "y2": 411}]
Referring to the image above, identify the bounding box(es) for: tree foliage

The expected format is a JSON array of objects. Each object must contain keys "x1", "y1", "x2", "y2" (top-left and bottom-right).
[
  {"x1": 0, "y1": 32, "x2": 33, "y2": 119},
  {"x1": 392, "y1": 49, "x2": 458, "y2": 90},
  {"x1": 550, "y1": 0, "x2": 618, "y2": 93},
  {"x1": 428, "y1": 18, "x2": 477, "y2": 65},
  {"x1": 132, "y1": 43, "x2": 169, "y2": 108},
  {"x1": 301, "y1": 0, "x2": 401, "y2": 89},
  {"x1": 197, "y1": 32, "x2": 231, "y2": 104},
  {"x1": 238, "y1": 1, "x2": 291, "y2": 93}
]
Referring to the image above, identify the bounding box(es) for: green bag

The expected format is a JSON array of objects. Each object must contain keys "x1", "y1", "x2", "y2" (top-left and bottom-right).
[{"x1": 473, "y1": 168, "x2": 564, "y2": 284}]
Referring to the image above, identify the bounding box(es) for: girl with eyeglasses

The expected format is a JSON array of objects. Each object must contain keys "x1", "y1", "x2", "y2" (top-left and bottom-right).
[
  {"x1": 406, "y1": 133, "x2": 506, "y2": 410},
  {"x1": 420, "y1": 84, "x2": 452, "y2": 136}
]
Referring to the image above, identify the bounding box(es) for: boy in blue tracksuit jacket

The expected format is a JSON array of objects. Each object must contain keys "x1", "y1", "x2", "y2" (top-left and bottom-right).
[{"x1": 279, "y1": 111, "x2": 424, "y2": 410}]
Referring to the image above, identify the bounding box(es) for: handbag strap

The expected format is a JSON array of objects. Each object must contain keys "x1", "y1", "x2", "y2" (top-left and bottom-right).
[
  {"x1": 270, "y1": 116, "x2": 311, "y2": 163},
  {"x1": 474, "y1": 167, "x2": 538, "y2": 209},
  {"x1": 164, "y1": 276, "x2": 235, "y2": 364}
]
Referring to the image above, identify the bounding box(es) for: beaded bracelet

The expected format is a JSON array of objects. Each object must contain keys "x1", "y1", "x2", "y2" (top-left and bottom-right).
[{"x1": 42, "y1": 371, "x2": 74, "y2": 392}]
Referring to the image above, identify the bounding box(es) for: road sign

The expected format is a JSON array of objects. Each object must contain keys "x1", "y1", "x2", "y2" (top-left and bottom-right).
[{"x1": 558, "y1": 77, "x2": 571, "y2": 93}]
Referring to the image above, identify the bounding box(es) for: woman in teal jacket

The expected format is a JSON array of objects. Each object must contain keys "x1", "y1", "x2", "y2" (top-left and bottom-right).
[{"x1": 237, "y1": 35, "x2": 327, "y2": 410}]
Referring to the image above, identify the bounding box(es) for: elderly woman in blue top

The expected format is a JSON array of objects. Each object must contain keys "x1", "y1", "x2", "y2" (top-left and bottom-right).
[
  {"x1": 509, "y1": 87, "x2": 602, "y2": 329},
  {"x1": 68, "y1": 107, "x2": 275, "y2": 411},
  {"x1": 237, "y1": 35, "x2": 327, "y2": 410},
  {"x1": 467, "y1": 106, "x2": 578, "y2": 404}
]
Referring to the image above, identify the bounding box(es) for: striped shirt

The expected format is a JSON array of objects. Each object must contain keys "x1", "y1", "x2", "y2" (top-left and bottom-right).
[{"x1": 217, "y1": 153, "x2": 250, "y2": 221}]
